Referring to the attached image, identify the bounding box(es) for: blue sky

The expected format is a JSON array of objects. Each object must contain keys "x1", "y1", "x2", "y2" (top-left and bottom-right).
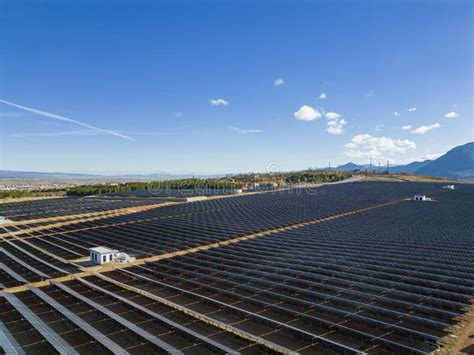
[{"x1": 0, "y1": 0, "x2": 472, "y2": 175}]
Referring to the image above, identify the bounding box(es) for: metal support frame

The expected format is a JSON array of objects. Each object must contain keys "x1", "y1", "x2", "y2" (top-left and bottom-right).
[
  {"x1": 0, "y1": 320, "x2": 26, "y2": 355},
  {"x1": 1, "y1": 292, "x2": 78, "y2": 355},
  {"x1": 0, "y1": 248, "x2": 49, "y2": 278},
  {"x1": 51, "y1": 281, "x2": 183, "y2": 355},
  {"x1": 28, "y1": 286, "x2": 129, "y2": 355},
  {"x1": 0, "y1": 262, "x2": 28, "y2": 283}
]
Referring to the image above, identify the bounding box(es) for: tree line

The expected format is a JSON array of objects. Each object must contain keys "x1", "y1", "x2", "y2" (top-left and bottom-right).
[
  {"x1": 66, "y1": 172, "x2": 345, "y2": 197},
  {"x1": 66, "y1": 178, "x2": 246, "y2": 196},
  {"x1": 0, "y1": 171, "x2": 346, "y2": 199},
  {"x1": 0, "y1": 189, "x2": 64, "y2": 199}
]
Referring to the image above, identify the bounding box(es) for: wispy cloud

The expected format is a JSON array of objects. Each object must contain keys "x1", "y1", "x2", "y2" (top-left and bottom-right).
[
  {"x1": 273, "y1": 78, "x2": 284, "y2": 87},
  {"x1": 123, "y1": 131, "x2": 172, "y2": 136},
  {"x1": 12, "y1": 130, "x2": 102, "y2": 138},
  {"x1": 393, "y1": 111, "x2": 399, "y2": 117},
  {"x1": 230, "y1": 126, "x2": 264, "y2": 135},
  {"x1": 209, "y1": 98, "x2": 230, "y2": 106},
  {"x1": 401, "y1": 124, "x2": 412, "y2": 130},
  {"x1": 365, "y1": 90, "x2": 375, "y2": 97},
  {"x1": 319, "y1": 93, "x2": 327, "y2": 99},
  {"x1": 0, "y1": 98, "x2": 135, "y2": 141},
  {"x1": 444, "y1": 111, "x2": 460, "y2": 119},
  {"x1": 12, "y1": 130, "x2": 170, "y2": 138},
  {"x1": 408, "y1": 107, "x2": 417, "y2": 112},
  {"x1": 374, "y1": 124, "x2": 384, "y2": 131},
  {"x1": 410, "y1": 123, "x2": 440, "y2": 134}
]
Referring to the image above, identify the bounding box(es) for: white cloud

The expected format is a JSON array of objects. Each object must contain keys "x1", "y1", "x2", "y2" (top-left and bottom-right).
[
  {"x1": 410, "y1": 123, "x2": 440, "y2": 135},
  {"x1": 324, "y1": 111, "x2": 346, "y2": 134},
  {"x1": 420, "y1": 153, "x2": 443, "y2": 161},
  {"x1": 407, "y1": 153, "x2": 444, "y2": 162},
  {"x1": 273, "y1": 78, "x2": 284, "y2": 87},
  {"x1": 444, "y1": 111, "x2": 460, "y2": 119},
  {"x1": 375, "y1": 124, "x2": 384, "y2": 131},
  {"x1": 327, "y1": 118, "x2": 347, "y2": 135},
  {"x1": 393, "y1": 111, "x2": 399, "y2": 117},
  {"x1": 401, "y1": 125, "x2": 412, "y2": 130},
  {"x1": 345, "y1": 134, "x2": 416, "y2": 159},
  {"x1": 325, "y1": 112, "x2": 341, "y2": 120},
  {"x1": 0, "y1": 98, "x2": 135, "y2": 141},
  {"x1": 230, "y1": 126, "x2": 264, "y2": 135},
  {"x1": 294, "y1": 105, "x2": 322, "y2": 121},
  {"x1": 209, "y1": 98, "x2": 230, "y2": 106},
  {"x1": 408, "y1": 107, "x2": 417, "y2": 112},
  {"x1": 319, "y1": 93, "x2": 327, "y2": 99}
]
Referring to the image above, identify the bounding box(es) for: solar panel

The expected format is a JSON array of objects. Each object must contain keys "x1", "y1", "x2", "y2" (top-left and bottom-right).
[
  {"x1": 2, "y1": 292, "x2": 78, "y2": 355},
  {"x1": 51, "y1": 281, "x2": 183, "y2": 354}
]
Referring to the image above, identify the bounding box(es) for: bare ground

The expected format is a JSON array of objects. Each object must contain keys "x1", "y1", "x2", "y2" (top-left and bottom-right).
[{"x1": 437, "y1": 304, "x2": 474, "y2": 355}]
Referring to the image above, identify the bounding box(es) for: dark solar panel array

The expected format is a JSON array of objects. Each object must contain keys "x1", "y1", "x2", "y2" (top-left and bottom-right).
[
  {"x1": 109, "y1": 185, "x2": 473, "y2": 353},
  {"x1": 21, "y1": 182, "x2": 443, "y2": 259},
  {"x1": 0, "y1": 196, "x2": 165, "y2": 221},
  {"x1": 0, "y1": 182, "x2": 472, "y2": 354}
]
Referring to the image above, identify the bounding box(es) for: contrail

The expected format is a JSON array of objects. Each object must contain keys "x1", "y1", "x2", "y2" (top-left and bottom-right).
[{"x1": 0, "y1": 98, "x2": 135, "y2": 141}]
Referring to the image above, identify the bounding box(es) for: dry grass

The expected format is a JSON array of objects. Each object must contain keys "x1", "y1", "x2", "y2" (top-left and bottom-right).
[{"x1": 360, "y1": 174, "x2": 456, "y2": 183}]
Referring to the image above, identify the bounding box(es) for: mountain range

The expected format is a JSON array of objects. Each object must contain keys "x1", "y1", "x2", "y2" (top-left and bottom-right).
[
  {"x1": 330, "y1": 142, "x2": 473, "y2": 179},
  {"x1": 1, "y1": 142, "x2": 473, "y2": 181},
  {"x1": 0, "y1": 171, "x2": 215, "y2": 181}
]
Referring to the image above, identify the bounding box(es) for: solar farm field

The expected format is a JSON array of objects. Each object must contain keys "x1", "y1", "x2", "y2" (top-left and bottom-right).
[
  {"x1": 0, "y1": 181, "x2": 472, "y2": 354},
  {"x1": 2, "y1": 182, "x2": 442, "y2": 260},
  {"x1": 0, "y1": 196, "x2": 166, "y2": 221}
]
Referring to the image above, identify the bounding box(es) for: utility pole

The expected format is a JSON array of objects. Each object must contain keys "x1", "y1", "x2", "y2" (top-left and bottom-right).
[
  {"x1": 378, "y1": 162, "x2": 381, "y2": 174},
  {"x1": 328, "y1": 161, "x2": 331, "y2": 172},
  {"x1": 369, "y1": 156, "x2": 372, "y2": 173}
]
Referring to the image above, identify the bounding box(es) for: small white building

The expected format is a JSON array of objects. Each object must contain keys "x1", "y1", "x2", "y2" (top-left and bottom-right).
[
  {"x1": 414, "y1": 194, "x2": 427, "y2": 201},
  {"x1": 90, "y1": 247, "x2": 118, "y2": 265},
  {"x1": 0, "y1": 216, "x2": 11, "y2": 225}
]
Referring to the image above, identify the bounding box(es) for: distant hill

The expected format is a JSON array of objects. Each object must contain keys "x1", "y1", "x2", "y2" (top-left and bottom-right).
[
  {"x1": 389, "y1": 160, "x2": 432, "y2": 174},
  {"x1": 2, "y1": 142, "x2": 472, "y2": 181},
  {"x1": 0, "y1": 170, "x2": 101, "y2": 179},
  {"x1": 416, "y1": 142, "x2": 474, "y2": 179},
  {"x1": 331, "y1": 142, "x2": 473, "y2": 180},
  {"x1": 0, "y1": 170, "x2": 217, "y2": 181},
  {"x1": 332, "y1": 163, "x2": 369, "y2": 171},
  {"x1": 329, "y1": 161, "x2": 432, "y2": 173}
]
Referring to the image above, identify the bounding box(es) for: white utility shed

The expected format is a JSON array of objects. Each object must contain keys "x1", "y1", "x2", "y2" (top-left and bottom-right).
[
  {"x1": 90, "y1": 247, "x2": 117, "y2": 265},
  {"x1": 414, "y1": 195, "x2": 427, "y2": 201},
  {"x1": 0, "y1": 216, "x2": 11, "y2": 225}
]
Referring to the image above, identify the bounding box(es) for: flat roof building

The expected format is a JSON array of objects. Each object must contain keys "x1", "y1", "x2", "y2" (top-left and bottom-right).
[
  {"x1": 90, "y1": 246, "x2": 118, "y2": 265},
  {"x1": 414, "y1": 195, "x2": 427, "y2": 201}
]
